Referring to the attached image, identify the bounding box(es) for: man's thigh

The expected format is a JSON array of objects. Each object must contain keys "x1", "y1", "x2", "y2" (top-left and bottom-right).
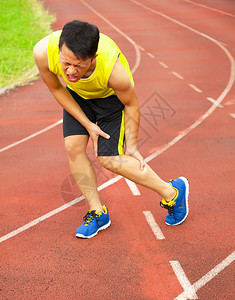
[
  {"x1": 87, "y1": 95, "x2": 125, "y2": 157},
  {"x1": 97, "y1": 109, "x2": 125, "y2": 156},
  {"x1": 63, "y1": 88, "x2": 96, "y2": 138}
]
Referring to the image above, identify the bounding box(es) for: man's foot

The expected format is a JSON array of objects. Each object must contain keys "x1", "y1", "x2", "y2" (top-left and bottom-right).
[
  {"x1": 75, "y1": 205, "x2": 111, "y2": 238},
  {"x1": 160, "y1": 177, "x2": 189, "y2": 225}
]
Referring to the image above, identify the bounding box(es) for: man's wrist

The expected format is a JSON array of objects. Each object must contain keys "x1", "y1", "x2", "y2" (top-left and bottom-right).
[{"x1": 83, "y1": 120, "x2": 94, "y2": 132}]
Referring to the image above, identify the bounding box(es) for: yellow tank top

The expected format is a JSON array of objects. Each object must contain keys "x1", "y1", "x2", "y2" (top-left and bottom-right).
[{"x1": 47, "y1": 30, "x2": 134, "y2": 99}]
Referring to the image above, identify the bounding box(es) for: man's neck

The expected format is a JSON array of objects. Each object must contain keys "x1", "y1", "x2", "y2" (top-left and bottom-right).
[{"x1": 83, "y1": 58, "x2": 96, "y2": 78}]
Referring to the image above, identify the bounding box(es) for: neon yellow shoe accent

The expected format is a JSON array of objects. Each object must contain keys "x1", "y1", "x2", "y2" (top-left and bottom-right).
[
  {"x1": 95, "y1": 205, "x2": 108, "y2": 216},
  {"x1": 84, "y1": 206, "x2": 108, "y2": 226},
  {"x1": 161, "y1": 184, "x2": 179, "y2": 206},
  {"x1": 76, "y1": 205, "x2": 111, "y2": 238},
  {"x1": 161, "y1": 198, "x2": 175, "y2": 207},
  {"x1": 84, "y1": 210, "x2": 94, "y2": 226}
]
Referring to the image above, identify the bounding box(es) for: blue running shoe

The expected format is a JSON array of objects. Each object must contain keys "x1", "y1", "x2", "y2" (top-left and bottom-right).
[
  {"x1": 160, "y1": 177, "x2": 189, "y2": 225},
  {"x1": 76, "y1": 205, "x2": 111, "y2": 238}
]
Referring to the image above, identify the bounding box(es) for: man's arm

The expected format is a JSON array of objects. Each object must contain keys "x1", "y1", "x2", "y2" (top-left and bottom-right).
[
  {"x1": 108, "y1": 59, "x2": 145, "y2": 170},
  {"x1": 33, "y1": 37, "x2": 109, "y2": 155}
]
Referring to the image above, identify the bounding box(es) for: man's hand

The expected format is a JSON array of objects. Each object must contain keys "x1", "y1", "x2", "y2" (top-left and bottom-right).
[
  {"x1": 125, "y1": 147, "x2": 145, "y2": 171},
  {"x1": 87, "y1": 123, "x2": 110, "y2": 157}
]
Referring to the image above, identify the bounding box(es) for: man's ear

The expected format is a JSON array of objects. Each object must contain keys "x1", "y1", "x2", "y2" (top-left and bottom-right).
[{"x1": 91, "y1": 53, "x2": 98, "y2": 63}]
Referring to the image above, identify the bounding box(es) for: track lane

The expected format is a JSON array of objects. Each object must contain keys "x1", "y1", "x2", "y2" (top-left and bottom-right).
[
  {"x1": 0, "y1": 0, "x2": 222, "y2": 239},
  {"x1": 1, "y1": 180, "x2": 183, "y2": 300},
  {"x1": 1, "y1": 0, "x2": 234, "y2": 299}
]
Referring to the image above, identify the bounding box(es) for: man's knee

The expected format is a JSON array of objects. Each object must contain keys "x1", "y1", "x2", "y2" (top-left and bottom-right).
[{"x1": 64, "y1": 135, "x2": 88, "y2": 160}]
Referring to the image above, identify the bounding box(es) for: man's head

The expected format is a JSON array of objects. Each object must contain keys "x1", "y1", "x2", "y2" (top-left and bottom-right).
[
  {"x1": 58, "y1": 20, "x2": 99, "y2": 82},
  {"x1": 59, "y1": 20, "x2": 99, "y2": 59}
]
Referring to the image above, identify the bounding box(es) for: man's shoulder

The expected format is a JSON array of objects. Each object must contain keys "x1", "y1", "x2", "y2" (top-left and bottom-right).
[
  {"x1": 48, "y1": 30, "x2": 62, "y2": 44},
  {"x1": 97, "y1": 33, "x2": 120, "y2": 68},
  {"x1": 34, "y1": 31, "x2": 61, "y2": 54},
  {"x1": 33, "y1": 35, "x2": 51, "y2": 68},
  {"x1": 33, "y1": 31, "x2": 61, "y2": 71},
  {"x1": 98, "y1": 33, "x2": 120, "y2": 53}
]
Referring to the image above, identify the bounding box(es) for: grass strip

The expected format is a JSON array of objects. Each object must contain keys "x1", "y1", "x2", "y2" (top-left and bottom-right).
[{"x1": 0, "y1": 0, "x2": 55, "y2": 89}]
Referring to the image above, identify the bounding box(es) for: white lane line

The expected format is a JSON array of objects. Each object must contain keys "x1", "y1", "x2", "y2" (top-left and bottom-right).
[
  {"x1": 147, "y1": 52, "x2": 155, "y2": 59},
  {"x1": 159, "y1": 61, "x2": 169, "y2": 68},
  {"x1": 80, "y1": 0, "x2": 141, "y2": 74},
  {"x1": 0, "y1": 175, "x2": 123, "y2": 243},
  {"x1": 129, "y1": 0, "x2": 235, "y2": 101},
  {"x1": 182, "y1": 0, "x2": 235, "y2": 18},
  {"x1": 170, "y1": 261, "x2": 198, "y2": 299},
  {"x1": 125, "y1": 178, "x2": 141, "y2": 195},
  {"x1": 207, "y1": 97, "x2": 224, "y2": 108},
  {"x1": 193, "y1": 251, "x2": 235, "y2": 293},
  {"x1": 0, "y1": 120, "x2": 63, "y2": 153},
  {"x1": 97, "y1": 175, "x2": 123, "y2": 191},
  {"x1": 230, "y1": 113, "x2": 235, "y2": 118},
  {"x1": 138, "y1": 45, "x2": 145, "y2": 51},
  {"x1": 0, "y1": 195, "x2": 84, "y2": 243},
  {"x1": 175, "y1": 251, "x2": 235, "y2": 299},
  {"x1": 143, "y1": 211, "x2": 165, "y2": 239},
  {"x1": 188, "y1": 84, "x2": 203, "y2": 93},
  {"x1": 171, "y1": 71, "x2": 184, "y2": 80}
]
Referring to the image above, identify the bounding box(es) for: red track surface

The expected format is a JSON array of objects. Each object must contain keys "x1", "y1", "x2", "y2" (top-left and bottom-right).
[{"x1": 1, "y1": 1, "x2": 235, "y2": 299}]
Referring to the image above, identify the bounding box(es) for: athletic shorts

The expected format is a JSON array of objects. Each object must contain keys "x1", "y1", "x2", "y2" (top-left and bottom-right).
[{"x1": 63, "y1": 87, "x2": 125, "y2": 156}]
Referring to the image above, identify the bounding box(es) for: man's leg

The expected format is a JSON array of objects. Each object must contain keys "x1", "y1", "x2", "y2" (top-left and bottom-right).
[
  {"x1": 98, "y1": 155, "x2": 176, "y2": 201},
  {"x1": 62, "y1": 91, "x2": 111, "y2": 238},
  {"x1": 98, "y1": 154, "x2": 189, "y2": 226},
  {"x1": 65, "y1": 134, "x2": 111, "y2": 238},
  {"x1": 64, "y1": 134, "x2": 103, "y2": 211}
]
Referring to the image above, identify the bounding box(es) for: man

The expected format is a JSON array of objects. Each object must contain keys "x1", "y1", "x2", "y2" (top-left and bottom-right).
[{"x1": 33, "y1": 20, "x2": 189, "y2": 239}]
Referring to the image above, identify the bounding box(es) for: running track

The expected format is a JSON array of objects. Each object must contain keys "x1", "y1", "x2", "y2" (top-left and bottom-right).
[{"x1": 0, "y1": 0, "x2": 235, "y2": 299}]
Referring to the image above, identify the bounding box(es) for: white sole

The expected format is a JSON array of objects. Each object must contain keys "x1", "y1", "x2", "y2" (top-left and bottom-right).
[
  {"x1": 165, "y1": 176, "x2": 189, "y2": 226},
  {"x1": 76, "y1": 220, "x2": 111, "y2": 239}
]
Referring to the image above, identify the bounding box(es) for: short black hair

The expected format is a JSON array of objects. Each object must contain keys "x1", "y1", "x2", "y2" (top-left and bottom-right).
[{"x1": 59, "y1": 20, "x2": 99, "y2": 59}]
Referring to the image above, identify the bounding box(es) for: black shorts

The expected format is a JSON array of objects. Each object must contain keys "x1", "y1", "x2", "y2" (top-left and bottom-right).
[{"x1": 63, "y1": 87, "x2": 125, "y2": 156}]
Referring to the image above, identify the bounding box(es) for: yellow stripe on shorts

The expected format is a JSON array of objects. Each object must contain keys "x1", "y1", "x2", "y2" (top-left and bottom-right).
[{"x1": 118, "y1": 110, "x2": 125, "y2": 155}]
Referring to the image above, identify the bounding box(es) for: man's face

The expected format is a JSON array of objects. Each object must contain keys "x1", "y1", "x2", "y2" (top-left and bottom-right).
[{"x1": 59, "y1": 43, "x2": 94, "y2": 82}]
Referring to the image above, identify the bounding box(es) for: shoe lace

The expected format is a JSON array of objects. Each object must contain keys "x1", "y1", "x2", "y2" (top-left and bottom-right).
[
  {"x1": 83, "y1": 210, "x2": 98, "y2": 226},
  {"x1": 160, "y1": 201, "x2": 175, "y2": 216}
]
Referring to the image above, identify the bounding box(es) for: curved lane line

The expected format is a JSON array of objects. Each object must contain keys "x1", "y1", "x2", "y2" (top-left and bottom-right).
[
  {"x1": 182, "y1": 0, "x2": 235, "y2": 18},
  {"x1": 80, "y1": 0, "x2": 141, "y2": 74},
  {"x1": 130, "y1": 0, "x2": 235, "y2": 163}
]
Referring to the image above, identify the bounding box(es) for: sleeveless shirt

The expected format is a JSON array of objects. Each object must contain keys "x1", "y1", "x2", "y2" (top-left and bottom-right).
[{"x1": 47, "y1": 30, "x2": 134, "y2": 99}]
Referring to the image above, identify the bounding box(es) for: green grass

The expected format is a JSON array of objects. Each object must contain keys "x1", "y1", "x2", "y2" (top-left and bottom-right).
[{"x1": 0, "y1": 0, "x2": 55, "y2": 89}]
